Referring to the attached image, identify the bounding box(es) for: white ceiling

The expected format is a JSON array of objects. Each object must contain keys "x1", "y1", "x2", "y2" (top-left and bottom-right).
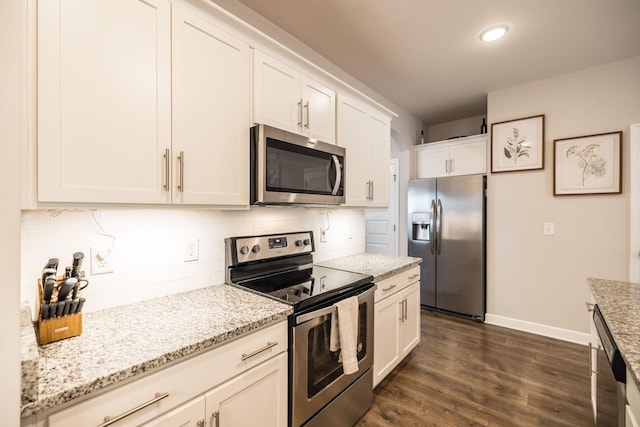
[{"x1": 235, "y1": 0, "x2": 640, "y2": 125}]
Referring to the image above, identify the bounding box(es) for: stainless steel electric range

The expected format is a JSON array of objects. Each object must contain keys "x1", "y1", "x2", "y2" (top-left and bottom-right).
[{"x1": 225, "y1": 231, "x2": 374, "y2": 427}]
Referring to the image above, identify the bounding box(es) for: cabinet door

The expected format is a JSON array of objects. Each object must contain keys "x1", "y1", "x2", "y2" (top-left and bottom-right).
[
  {"x1": 302, "y1": 76, "x2": 336, "y2": 143},
  {"x1": 337, "y1": 95, "x2": 369, "y2": 206},
  {"x1": 373, "y1": 293, "x2": 401, "y2": 387},
  {"x1": 449, "y1": 137, "x2": 487, "y2": 176},
  {"x1": 253, "y1": 50, "x2": 300, "y2": 134},
  {"x1": 140, "y1": 395, "x2": 205, "y2": 427},
  {"x1": 172, "y1": 6, "x2": 250, "y2": 206},
  {"x1": 366, "y1": 112, "x2": 391, "y2": 207},
  {"x1": 204, "y1": 353, "x2": 287, "y2": 427},
  {"x1": 38, "y1": 0, "x2": 171, "y2": 204},
  {"x1": 416, "y1": 144, "x2": 449, "y2": 178},
  {"x1": 399, "y1": 282, "x2": 421, "y2": 357}
]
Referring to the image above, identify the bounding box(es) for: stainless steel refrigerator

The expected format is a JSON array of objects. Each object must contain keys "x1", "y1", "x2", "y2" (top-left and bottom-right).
[{"x1": 408, "y1": 175, "x2": 486, "y2": 321}]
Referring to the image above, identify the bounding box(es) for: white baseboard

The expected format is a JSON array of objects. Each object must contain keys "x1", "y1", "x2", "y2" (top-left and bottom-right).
[{"x1": 484, "y1": 313, "x2": 590, "y2": 345}]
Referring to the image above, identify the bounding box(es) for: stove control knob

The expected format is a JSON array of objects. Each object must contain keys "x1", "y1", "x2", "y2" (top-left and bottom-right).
[
  {"x1": 239, "y1": 245, "x2": 250, "y2": 255},
  {"x1": 295, "y1": 238, "x2": 311, "y2": 247},
  {"x1": 251, "y1": 244, "x2": 261, "y2": 253}
]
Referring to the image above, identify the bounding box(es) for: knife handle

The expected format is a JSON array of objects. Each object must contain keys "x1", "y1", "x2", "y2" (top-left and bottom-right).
[
  {"x1": 55, "y1": 301, "x2": 65, "y2": 318},
  {"x1": 76, "y1": 297, "x2": 86, "y2": 313},
  {"x1": 62, "y1": 300, "x2": 71, "y2": 316},
  {"x1": 41, "y1": 304, "x2": 49, "y2": 321},
  {"x1": 69, "y1": 299, "x2": 79, "y2": 314}
]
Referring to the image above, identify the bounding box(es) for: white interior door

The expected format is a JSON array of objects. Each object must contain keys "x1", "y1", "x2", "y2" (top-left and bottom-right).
[
  {"x1": 365, "y1": 159, "x2": 399, "y2": 255},
  {"x1": 631, "y1": 123, "x2": 640, "y2": 282}
]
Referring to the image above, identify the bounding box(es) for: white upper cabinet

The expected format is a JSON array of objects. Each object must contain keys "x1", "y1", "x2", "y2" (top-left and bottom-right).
[
  {"x1": 253, "y1": 50, "x2": 336, "y2": 143},
  {"x1": 37, "y1": 0, "x2": 172, "y2": 204},
  {"x1": 36, "y1": 0, "x2": 251, "y2": 206},
  {"x1": 171, "y1": 5, "x2": 250, "y2": 206},
  {"x1": 337, "y1": 94, "x2": 391, "y2": 207},
  {"x1": 414, "y1": 134, "x2": 487, "y2": 179}
]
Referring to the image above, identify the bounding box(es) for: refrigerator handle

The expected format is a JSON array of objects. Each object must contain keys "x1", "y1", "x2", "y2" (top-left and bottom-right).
[
  {"x1": 430, "y1": 199, "x2": 436, "y2": 255},
  {"x1": 436, "y1": 199, "x2": 443, "y2": 256}
]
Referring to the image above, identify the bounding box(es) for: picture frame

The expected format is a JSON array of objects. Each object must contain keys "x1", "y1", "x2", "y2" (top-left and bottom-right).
[
  {"x1": 554, "y1": 131, "x2": 622, "y2": 196},
  {"x1": 491, "y1": 114, "x2": 545, "y2": 173}
]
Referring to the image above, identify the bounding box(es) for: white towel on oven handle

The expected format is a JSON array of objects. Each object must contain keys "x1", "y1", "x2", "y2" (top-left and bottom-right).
[{"x1": 329, "y1": 296, "x2": 359, "y2": 375}]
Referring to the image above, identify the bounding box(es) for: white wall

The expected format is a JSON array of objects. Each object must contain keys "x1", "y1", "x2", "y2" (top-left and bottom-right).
[
  {"x1": 486, "y1": 56, "x2": 640, "y2": 342},
  {"x1": 427, "y1": 114, "x2": 486, "y2": 142},
  {"x1": 1, "y1": 0, "x2": 23, "y2": 424},
  {"x1": 21, "y1": 208, "x2": 365, "y2": 315}
]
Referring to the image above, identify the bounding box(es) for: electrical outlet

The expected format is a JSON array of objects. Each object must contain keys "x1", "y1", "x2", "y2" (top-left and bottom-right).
[
  {"x1": 91, "y1": 246, "x2": 114, "y2": 275},
  {"x1": 543, "y1": 222, "x2": 555, "y2": 236},
  {"x1": 184, "y1": 239, "x2": 199, "y2": 262},
  {"x1": 320, "y1": 228, "x2": 328, "y2": 243}
]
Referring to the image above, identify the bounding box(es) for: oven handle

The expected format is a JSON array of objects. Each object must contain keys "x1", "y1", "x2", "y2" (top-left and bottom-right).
[{"x1": 295, "y1": 286, "x2": 374, "y2": 325}]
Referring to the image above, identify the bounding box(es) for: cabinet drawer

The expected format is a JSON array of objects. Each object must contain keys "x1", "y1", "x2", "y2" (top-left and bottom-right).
[
  {"x1": 374, "y1": 266, "x2": 420, "y2": 303},
  {"x1": 48, "y1": 321, "x2": 287, "y2": 427}
]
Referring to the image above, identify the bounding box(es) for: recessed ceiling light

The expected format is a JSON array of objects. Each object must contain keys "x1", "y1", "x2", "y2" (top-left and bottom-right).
[{"x1": 480, "y1": 25, "x2": 509, "y2": 42}]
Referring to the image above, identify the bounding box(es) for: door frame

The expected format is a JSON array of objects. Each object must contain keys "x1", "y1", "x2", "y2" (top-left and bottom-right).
[{"x1": 630, "y1": 123, "x2": 640, "y2": 281}]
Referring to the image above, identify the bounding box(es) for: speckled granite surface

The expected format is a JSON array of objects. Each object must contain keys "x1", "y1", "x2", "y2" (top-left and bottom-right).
[
  {"x1": 20, "y1": 302, "x2": 38, "y2": 405},
  {"x1": 317, "y1": 253, "x2": 422, "y2": 282},
  {"x1": 588, "y1": 278, "x2": 640, "y2": 388},
  {"x1": 20, "y1": 284, "x2": 292, "y2": 418}
]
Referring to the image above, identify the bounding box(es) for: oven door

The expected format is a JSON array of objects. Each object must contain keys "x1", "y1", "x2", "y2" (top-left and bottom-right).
[
  {"x1": 291, "y1": 286, "x2": 374, "y2": 427},
  {"x1": 251, "y1": 124, "x2": 345, "y2": 205}
]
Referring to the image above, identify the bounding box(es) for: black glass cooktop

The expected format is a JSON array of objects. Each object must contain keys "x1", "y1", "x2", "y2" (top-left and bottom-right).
[{"x1": 233, "y1": 265, "x2": 373, "y2": 313}]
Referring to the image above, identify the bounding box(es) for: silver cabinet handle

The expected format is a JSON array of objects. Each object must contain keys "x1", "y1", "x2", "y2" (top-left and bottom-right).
[
  {"x1": 304, "y1": 101, "x2": 309, "y2": 129},
  {"x1": 177, "y1": 151, "x2": 185, "y2": 193},
  {"x1": 371, "y1": 181, "x2": 374, "y2": 200},
  {"x1": 408, "y1": 274, "x2": 419, "y2": 280},
  {"x1": 403, "y1": 298, "x2": 407, "y2": 321},
  {"x1": 444, "y1": 159, "x2": 448, "y2": 173},
  {"x1": 163, "y1": 149, "x2": 170, "y2": 191},
  {"x1": 241, "y1": 341, "x2": 278, "y2": 361},
  {"x1": 588, "y1": 342, "x2": 593, "y2": 375},
  {"x1": 297, "y1": 99, "x2": 303, "y2": 127},
  {"x1": 450, "y1": 159, "x2": 454, "y2": 173},
  {"x1": 98, "y1": 392, "x2": 169, "y2": 427},
  {"x1": 399, "y1": 300, "x2": 404, "y2": 322},
  {"x1": 211, "y1": 410, "x2": 220, "y2": 427},
  {"x1": 331, "y1": 155, "x2": 342, "y2": 196},
  {"x1": 382, "y1": 284, "x2": 397, "y2": 292}
]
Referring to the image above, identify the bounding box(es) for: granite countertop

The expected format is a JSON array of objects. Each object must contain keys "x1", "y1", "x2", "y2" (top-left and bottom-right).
[
  {"x1": 20, "y1": 284, "x2": 292, "y2": 418},
  {"x1": 588, "y1": 278, "x2": 640, "y2": 389},
  {"x1": 318, "y1": 253, "x2": 422, "y2": 282}
]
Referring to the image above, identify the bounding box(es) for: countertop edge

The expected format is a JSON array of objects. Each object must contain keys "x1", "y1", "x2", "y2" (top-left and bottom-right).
[{"x1": 587, "y1": 277, "x2": 640, "y2": 390}]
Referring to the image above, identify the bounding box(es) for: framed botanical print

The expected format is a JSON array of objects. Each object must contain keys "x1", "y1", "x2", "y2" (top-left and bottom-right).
[
  {"x1": 491, "y1": 114, "x2": 545, "y2": 173},
  {"x1": 554, "y1": 131, "x2": 622, "y2": 195}
]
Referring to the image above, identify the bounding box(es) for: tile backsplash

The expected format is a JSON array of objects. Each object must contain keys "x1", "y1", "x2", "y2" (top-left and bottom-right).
[{"x1": 21, "y1": 207, "x2": 364, "y2": 315}]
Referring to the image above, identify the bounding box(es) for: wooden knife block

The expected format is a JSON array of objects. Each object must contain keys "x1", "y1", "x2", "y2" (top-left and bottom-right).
[{"x1": 36, "y1": 279, "x2": 83, "y2": 345}]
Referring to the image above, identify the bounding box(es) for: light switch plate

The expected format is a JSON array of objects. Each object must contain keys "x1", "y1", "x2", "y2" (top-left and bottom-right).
[{"x1": 543, "y1": 222, "x2": 555, "y2": 236}]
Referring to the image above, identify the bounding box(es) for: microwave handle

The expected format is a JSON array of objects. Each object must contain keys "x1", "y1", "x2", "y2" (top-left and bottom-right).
[{"x1": 331, "y1": 155, "x2": 342, "y2": 196}]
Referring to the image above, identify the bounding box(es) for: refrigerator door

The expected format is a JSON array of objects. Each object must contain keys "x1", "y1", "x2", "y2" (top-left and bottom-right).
[
  {"x1": 436, "y1": 175, "x2": 485, "y2": 319},
  {"x1": 407, "y1": 179, "x2": 437, "y2": 307}
]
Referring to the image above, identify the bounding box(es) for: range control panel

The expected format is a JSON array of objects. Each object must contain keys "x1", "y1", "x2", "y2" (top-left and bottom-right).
[{"x1": 227, "y1": 231, "x2": 314, "y2": 265}]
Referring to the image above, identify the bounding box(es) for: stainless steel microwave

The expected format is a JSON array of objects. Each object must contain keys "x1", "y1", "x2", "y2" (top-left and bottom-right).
[{"x1": 250, "y1": 124, "x2": 345, "y2": 205}]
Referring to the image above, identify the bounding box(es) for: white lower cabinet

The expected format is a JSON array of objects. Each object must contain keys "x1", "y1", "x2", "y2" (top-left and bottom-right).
[
  {"x1": 627, "y1": 369, "x2": 640, "y2": 427},
  {"x1": 204, "y1": 353, "x2": 287, "y2": 427},
  {"x1": 373, "y1": 267, "x2": 421, "y2": 388},
  {"x1": 46, "y1": 321, "x2": 287, "y2": 427}
]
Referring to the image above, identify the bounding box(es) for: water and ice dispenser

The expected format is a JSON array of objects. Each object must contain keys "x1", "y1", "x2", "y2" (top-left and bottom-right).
[{"x1": 411, "y1": 212, "x2": 431, "y2": 241}]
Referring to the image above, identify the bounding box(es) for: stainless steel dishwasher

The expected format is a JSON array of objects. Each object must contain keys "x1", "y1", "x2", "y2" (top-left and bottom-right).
[{"x1": 592, "y1": 304, "x2": 626, "y2": 426}]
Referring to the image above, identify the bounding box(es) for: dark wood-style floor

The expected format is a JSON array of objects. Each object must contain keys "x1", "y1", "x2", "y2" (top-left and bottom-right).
[{"x1": 357, "y1": 309, "x2": 593, "y2": 427}]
